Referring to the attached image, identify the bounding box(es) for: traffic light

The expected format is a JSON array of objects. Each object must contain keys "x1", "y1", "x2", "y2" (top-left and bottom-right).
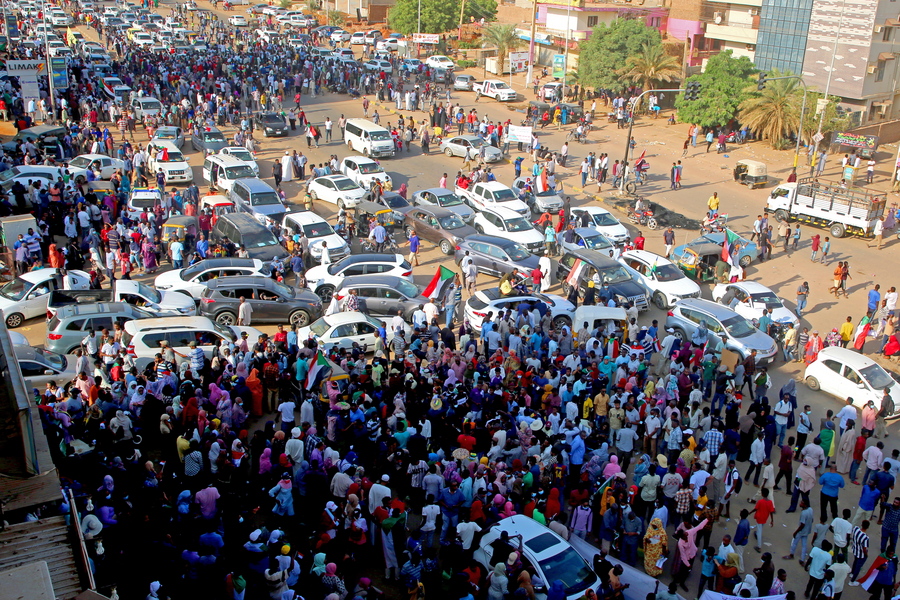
[
  {"x1": 757, "y1": 72, "x2": 767, "y2": 91},
  {"x1": 684, "y1": 81, "x2": 702, "y2": 101}
]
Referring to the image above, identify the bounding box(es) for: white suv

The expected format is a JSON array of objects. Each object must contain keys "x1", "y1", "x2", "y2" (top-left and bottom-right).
[
  {"x1": 281, "y1": 212, "x2": 350, "y2": 265},
  {"x1": 618, "y1": 249, "x2": 701, "y2": 309},
  {"x1": 153, "y1": 257, "x2": 271, "y2": 299},
  {"x1": 304, "y1": 254, "x2": 413, "y2": 302},
  {"x1": 472, "y1": 206, "x2": 544, "y2": 255},
  {"x1": 123, "y1": 316, "x2": 263, "y2": 370}
]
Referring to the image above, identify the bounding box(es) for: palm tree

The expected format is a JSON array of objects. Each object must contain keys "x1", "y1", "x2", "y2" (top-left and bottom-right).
[
  {"x1": 620, "y1": 43, "x2": 681, "y2": 107},
  {"x1": 738, "y1": 75, "x2": 801, "y2": 149},
  {"x1": 481, "y1": 23, "x2": 521, "y2": 77}
]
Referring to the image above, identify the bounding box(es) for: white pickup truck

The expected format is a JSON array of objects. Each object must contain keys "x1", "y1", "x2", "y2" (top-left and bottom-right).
[
  {"x1": 766, "y1": 177, "x2": 885, "y2": 238},
  {"x1": 455, "y1": 181, "x2": 531, "y2": 216},
  {"x1": 473, "y1": 79, "x2": 517, "y2": 102}
]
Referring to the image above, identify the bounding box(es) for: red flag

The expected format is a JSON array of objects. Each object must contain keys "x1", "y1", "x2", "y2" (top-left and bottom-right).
[{"x1": 160, "y1": 147, "x2": 169, "y2": 162}]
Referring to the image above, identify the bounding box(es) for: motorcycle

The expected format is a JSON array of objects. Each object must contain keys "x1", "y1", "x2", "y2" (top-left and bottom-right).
[
  {"x1": 724, "y1": 131, "x2": 745, "y2": 145},
  {"x1": 628, "y1": 208, "x2": 658, "y2": 230},
  {"x1": 700, "y1": 212, "x2": 729, "y2": 234}
]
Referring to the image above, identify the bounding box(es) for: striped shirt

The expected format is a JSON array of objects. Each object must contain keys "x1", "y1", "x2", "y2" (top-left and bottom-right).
[{"x1": 851, "y1": 526, "x2": 869, "y2": 558}]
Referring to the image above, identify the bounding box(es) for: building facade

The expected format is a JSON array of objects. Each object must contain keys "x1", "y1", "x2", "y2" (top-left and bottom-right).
[{"x1": 754, "y1": 0, "x2": 814, "y2": 74}]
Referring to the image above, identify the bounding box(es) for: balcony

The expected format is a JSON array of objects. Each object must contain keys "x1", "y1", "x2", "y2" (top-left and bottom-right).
[{"x1": 705, "y1": 22, "x2": 758, "y2": 45}]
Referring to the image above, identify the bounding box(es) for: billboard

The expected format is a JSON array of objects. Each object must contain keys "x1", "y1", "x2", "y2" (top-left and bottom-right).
[
  {"x1": 507, "y1": 125, "x2": 533, "y2": 143},
  {"x1": 5, "y1": 14, "x2": 18, "y2": 40},
  {"x1": 834, "y1": 132, "x2": 878, "y2": 150},
  {"x1": 509, "y1": 51, "x2": 529, "y2": 74},
  {"x1": 7, "y1": 61, "x2": 43, "y2": 106},
  {"x1": 552, "y1": 54, "x2": 565, "y2": 78},
  {"x1": 50, "y1": 57, "x2": 69, "y2": 89},
  {"x1": 411, "y1": 33, "x2": 439, "y2": 44}
]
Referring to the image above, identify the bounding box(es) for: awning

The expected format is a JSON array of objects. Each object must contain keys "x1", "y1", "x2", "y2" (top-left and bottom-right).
[
  {"x1": 879, "y1": 52, "x2": 896, "y2": 60},
  {"x1": 872, "y1": 100, "x2": 892, "y2": 108}
]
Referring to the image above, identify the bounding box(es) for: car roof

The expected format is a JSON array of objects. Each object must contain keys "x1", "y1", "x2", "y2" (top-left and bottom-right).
[
  {"x1": 346, "y1": 156, "x2": 378, "y2": 164},
  {"x1": 674, "y1": 297, "x2": 742, "y2": 319},
  {"x1": 419, "y1": 187, "x2": 456, "y2": 196},
  {"x1": 14, "y1": 345, "x2": 46, "y2": 362},
  {"x1": 574, "y1": 205, "x2": 612, "y2": 215},
  {"x1": 285, "y1": 211, "x2": 327, "y2": 225},
  {"x1": 463, "y1": 234, "x2": 519, "y2": 248},
  {"x1": 817, "y1": 346, "x2": 882, "y2": 368},
  {"x1": 316, "y1": 174, "x2": 353, "y2": 182},
  {"x1": 564, "y1": 248, "x2": 617, "y2": 266},
  {"x1": 483, "y1": 205, "x2": 524, "y2": 219},
  {"x1": 336, "y1": 253, "x2": 401, "y2": 266},
  {"x1": 55, "y1": 302, "x2": 135, "y2": 319},
  {"x1": 124, "y1": 316, "x2": 219, "y2": 333},
  {"x1": 726, "y1": 281, "x2": 773, "y2": 293},
  {"x1": 322, "y1": 312, "x2": 373, "y2": 325},
  {"x1": 219, "y1": 212, "x2": 269, "y2": 228},
  {"x1": 205, "y1": 275, "x2": 275, "y2": 289},
  {"x1": 411, "y1": 205, "x2": 456, "y2": 218},
  {"x1": 339, "y1": 274, "x2": 413, "y2": 289},
  {"x1": 187, "y1": 257, "x2": 261, "y2": 269},
  {"x1": 621, "y1": 249, "x2": 671, "y2": 265},
  {"x1": 483, "y1": 516, "x2": 568, "y2": 558}
]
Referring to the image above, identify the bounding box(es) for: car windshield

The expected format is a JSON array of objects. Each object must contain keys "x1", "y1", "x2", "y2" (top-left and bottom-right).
[
  {"x1": 722, "y1": 315, "x2": 757, "y2": 338},
  {"x1": 588, "y1": 211, "x2": 620, "y2": 227},
  {"x1": 243, "y1": 227, "x2": 279, "y2": 248},
  {"x1": 227, "y1": 149, "x2": 252, "y2": 161},
  {"x1": 34, "y1": 347, "x2": 65, "y2": 370},
  {"x1": 0, "y1": 166, "x2": 43, "y2": 182},
  {"x1": 506, "y1": 217, "x2": 533, "y2": 233},
  {"x1": 158, "y1": 130, "x2": 178, "y2": 139},
  {"x1": 383, "y1": 195, "x2": 409, "y2": 209},
  {"x1": 436, "y1": 193, "x2": 463, "y2": 207},
  {"x1": 157, "y1": 150, "x2": 185, "y2": 162},
  {"x1": 537, "y1": 547, "x2": 597, "y2": 595},
  {"x1": 135, "y1": 282, "x2": 162, "y2": 303},
  {"x1": 180, "y1": 263, "x2": 213, "y2": 280},
  {"x1": 224, "y1": 165, "x2": 255, "y2": 179},
  {"x1": 69, "y1": 156, "x2": 94, "y2": 168},
  {"x1": 599, "y1": 266, "x2": 632, "y2": 284},
  {"x1": 272, "y1": 280, "x2": 295, "y2": 298},
  {"x1": 438, "y1": 215, "x2": 466, "y2": 230},
  {"x1": 334, "y1": 179, "x2": 360, "y2": 192},
  {"x1": 260, "y1": 114, "x2": 283, "y2": 124},
  {"x1": 492, "y1": 189, "x2": 517, "y2": 201},
  {"x1": 302, "y1": 222, "x2": 336, "y2": 238},
  {"x1": 140, "y1": 100, "x2": 161, "y2": 110},
  {"x1": 0, "y1": 277, "x2": 32, "y2": 301},
  {"x1": 131, "y1": 195, "x2": 157, "y2": 208},
  {"x1": 506, "y1": 243, "x2": 532, "y2": 261},
  {"x1": 370, "y1": 131, "x2": 392, "y2": 141},
  {"x1": 212, "y1": 320, "x2": 238, "y2": 341},
  {"x1": 468, "y1": 138, "x2": 485, "y2": 149},
  {"x1": 581, "y1": 234, "x2": 612, "y2": 250},
  {"x1": 396, "y1": 279, "x2": 420, "y2": 298},
  {"x1": 357, "y1": 162, "x2": 384, "y2": 174},
  {"x1": 491, "y1": 82, "x2": 511, "y2": 89},
  {"x1": 751, "y1": 292, "x2": 781, "y2": 306},
  {"x1": 251, "y1": 192, "x2": 281, "y2": 206},
  {"x1": 861, "y1": 363, "x2": 894, "y2": 389},
  {"x1": 203, "y1": 132, "x2": 225, "y2": 142},
  {"x1": 535, "y1": 190, "x2": 558, "y2": 197},
  {"x1": 654, "y1": 263, "x2": 685, "y2": 282},
  {"x1": 309, "y1": 317, "x2": 331, "y2": 336}
]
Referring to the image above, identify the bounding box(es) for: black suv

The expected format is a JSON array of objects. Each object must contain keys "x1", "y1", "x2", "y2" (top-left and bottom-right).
[
  {"x1": 198, "y1": 276, "x2": 322, "y2": 327},
  {"x1": 455, "y1": 234, "x2": 540, "y2": 279},
  {"x1": 556, "y1": 249, "x2": 650, "y2": 311},
  {"x1": 253, "y1": 111, "x2": 289, "y2": 137}
]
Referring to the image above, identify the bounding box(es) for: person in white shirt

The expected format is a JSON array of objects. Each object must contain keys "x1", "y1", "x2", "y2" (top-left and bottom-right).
[
  {"x1": 835, "y1": 399, "x2": 858, "y2": 435},
  {"x1": 237, "y1": 296, "x2": 253, "y2": 326},
  {"x1": 420, "y1": 496, "x2": 441, "y2": 548},
  {"x1": 774, "y1": 395, "x2": 793, "y2": 445},
  {"x1": 746, "y1": 431, "x2": 766, "y2": 485}
]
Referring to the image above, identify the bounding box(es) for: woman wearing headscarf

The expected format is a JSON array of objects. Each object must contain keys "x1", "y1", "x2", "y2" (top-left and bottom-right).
[
  {"x1": 269, "y1": 473, "x2": 295, "y2": 517},
  {"x1": 488, "y1": 563, "x2": 509, "y2": 600},
  {"x1": 737, "y1": 412, "x2": 757, "y2": 462},
  {"x1": 733, "y1": 573, "x2": 758, "y2": 597},
  {"x1": 819, "y1": 421, "x2": 836, "y2": 467},
  {"x1": 836, "y1": 419, "x2": 858, "y2": 474},
  {"x1": 715, "y1": 553, "x2": 741, "y2": 593},
  {"x1": 207, "y1": 440, "x2": 222, "y2": 475},
  {"x1": 643, "y1": 517, "x2": 668, "y2": 576},
  {"x1": 602, "y1": 454, "x2": 621, "y2": 479},
  {"x1": 581, "y1": 455, "x2": 604, "y2": 484},
  {"x1": 547, "y1": 580, "x2": 566, "y2": 600},
  {"x1": 632, "y1": 454, "x2": 652, "y2": 487},
  {"x1": 181, "y1": 397, "x2": 199, "y2": 427},
  {"x1": 246, "y1": 368, "x2": 264, "y2": 416},
  {"x1": 110, "y1": 410, "x2": 134, "y2": 441},
  {"x1": 545, "y1": 488, "x2": 561, "y2": 519},
  {"x1": 258, "y1": 448, "x2": 273, "y2": 476},
  {"x1": 321, "y1": 563, "x2": 348, "y2": 599}
]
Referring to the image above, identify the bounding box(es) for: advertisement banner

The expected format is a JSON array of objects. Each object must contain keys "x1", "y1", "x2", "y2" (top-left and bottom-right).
[
  {"x1": 834, "y1": 132, "x2": 879, "y2": 150},
  {"x1": 507, "y1": 125, "x2": 533, "y2": 144},
  {"x1": 509, "y1": 51, "x2": 529, "y2": 74},
  {"x1": 7, "y1": 60, "x2": 44, "y2": 73},
  {"x1": 50, "y1": 57, "x2": 69, "y2": 89},
  {"x1": 5, "y1": 14, "x2": 18, "y2": 40},
  {"x1": 552, "y1": 54, "x2": 565, "y2": 78},
  {"x1": 411, "y1": 33, "x2": 439, "y2": 44}
]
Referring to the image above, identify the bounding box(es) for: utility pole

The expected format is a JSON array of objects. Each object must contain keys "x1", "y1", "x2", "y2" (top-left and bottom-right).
[
  {"x1": 561, "y1": 0, "x2": 570, "y2": 102},
  {"x1": 457, "y1": 0, "x2": 466, "y2": 44},
  {"x1": 526, "y1": 0, "x2": 538, "y2": 89}
]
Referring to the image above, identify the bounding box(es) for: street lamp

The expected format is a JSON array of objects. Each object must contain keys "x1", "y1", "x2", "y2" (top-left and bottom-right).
[
  {"x1": 619, "y1": 87, "x2": 686, "y2": 192},
  {"x1": 809, "y1": 0, "x2": 847, "y2": 177}
]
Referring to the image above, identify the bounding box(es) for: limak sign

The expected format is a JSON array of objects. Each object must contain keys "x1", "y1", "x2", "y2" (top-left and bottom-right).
[{"x1": 7, "y1": 60, "x2": 44, "y2": 73}]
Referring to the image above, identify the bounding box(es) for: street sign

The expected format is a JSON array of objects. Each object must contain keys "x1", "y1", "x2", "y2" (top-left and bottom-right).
[
  {"x1": 812, "y1": 132, "x2": 824, "y2": 144},
  {"x1": 50, "y1": 57, "x2": 69, "y2": 89},
  {"x1": 507, "y1": 125, "x2": 533, "y2": 143},
  {"x1": 509, "y1": 51, "x2": 528, "y2": 74},
  {"x1": 552, "y1": 54, "x2": 565, "y2": 78},
  {"x1": 411, "y1": 33, "x2": 439, "y2": 44}
]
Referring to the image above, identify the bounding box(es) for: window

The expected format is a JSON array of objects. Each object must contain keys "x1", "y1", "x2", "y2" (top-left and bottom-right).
[
  {"x1": 65, "y1": 319, "x2": 87, "y2": 331},
  {"x1": 875, "y1": 59, "x2": 886, "y2": 82},
  {"x1": 822, "y1": 359, "x2": 842, "y2": 375},
  {"x1": 333, "y1": 323, "x2": 357, "y2": 337},
  {"x1": 140, "y1": 332, "x2": 169, "y2": 348},
  {"x1": 20, "y1": 362, "x2": 47, "y2": 377},
  {"x1": 844, "y1": 367, "x2": 862, "y2": 385},
  {"x1": 587, "y1": 16, "x2": 598, "y2": 28},
  {"x1": 884, "y1": 27, "x2": 893, "y2": 42}
]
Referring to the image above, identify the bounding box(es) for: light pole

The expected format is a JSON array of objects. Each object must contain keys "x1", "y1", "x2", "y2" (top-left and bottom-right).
[
  {"x1": 619, "y1": 87, "x2": 686, "y2": 192},
  {"x1": 809, "y1": 0, "x2": 847, "y2": 177},
  {"x1": 41, "y1": 0, "x2": 56, "y2": 124},
  {"x1": 561, "y1": 0, "x2": 570, "y2": 102},
  {"x1": 526, "y1": 0, "x2": 538, "y2": 90},
  {"x1": 417, "y1": 0, "x2": 421, "y2": 35}
]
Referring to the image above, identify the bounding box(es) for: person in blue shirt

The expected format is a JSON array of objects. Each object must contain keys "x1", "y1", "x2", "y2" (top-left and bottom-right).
[
  {"x1": 869, "y1": 285, "x2": 882, "y2": 317},
  {"x1": 195, "y1": 233, "x2": 209, "y2": 258},
  {"x1": 698, "y1": 547, "x2": 719, "y2": 596},
  {"x1": 734, "y1": 509, "x2": 751, "y2": 571},
  {"x1": 819, "y1": 463, "x2": 846, "y2": 520},
  {"x1": 514, "y1": 156, "x2": 524, "y2": 178},
  {"x1": 868, "y1": 548, "x2": 897, "y2": 600},
  {"x1": 439, "y1": 480, "x2": 464, "y2": 542},
  {"x1": 857, "y1": 479, "x2": 883, "y2": 524}
]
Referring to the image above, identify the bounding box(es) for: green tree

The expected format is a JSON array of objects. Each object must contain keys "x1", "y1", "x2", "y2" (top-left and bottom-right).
[
  {"x1": 738, "y1": 69, "x2": 801, "y2": 148},
  {"x1": 674, "y1": 51, "x2": 757, "y2": 128},
  {"x1": 325, "y1": 9, "x2": 344, "y2": 26},
  {"x1": 620, "y1": 43, "x2": 681, "y2": 108},
  {"x1": 388, "y1": 0, "x2": 496, "y2": 35},
  {"x1": 576, "y1": 19, "x2": 663, "y2": 91},
  {"x1": 481, "y1": 23, "x2": 521, "y2": 75},
  {"x1": 801, "y1": 93, "x2": 852, "y2": 145}
]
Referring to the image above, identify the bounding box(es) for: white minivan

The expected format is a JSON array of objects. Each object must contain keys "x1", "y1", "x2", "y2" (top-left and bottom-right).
[
  {"x1": 202, "y1": 154, "x2": 256, "y2": 193},
  {"x1": 344, "y1": 118, "x2": 395, "y2": 158}
]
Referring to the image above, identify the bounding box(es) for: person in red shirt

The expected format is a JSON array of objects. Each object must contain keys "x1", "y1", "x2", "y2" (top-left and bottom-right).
[
  {"x1": 634, "y1": 232, "x2": 646, "y2": 250},
  {"x1": 850, "y1": 430, "x2": 871, "y2": 484},
  {"x1": 749, "y1": 487, "x2": 776, "y2": 552},
  {"x1": 273, "y1": 324, "x2": 288, "y2": 349},
  {"x1": 530, "y1": 267, "x2": 543, "y2": 292},
  {"x1": 457, "y1": 423, "x2": 476, "y2": 451}
]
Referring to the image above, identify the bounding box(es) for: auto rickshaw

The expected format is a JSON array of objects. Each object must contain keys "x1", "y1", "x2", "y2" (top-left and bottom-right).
[
  {"x1": 673, "y1": 241, "x2": 723, "y2": 283},
  {"x1": 733, "y1": 159, "x2": 768, "y2": 190},
  {"x1": 528, "y1": 100, "x2": 551, "y2": 128},
  {"x1": 82, "y1": 180, "x2": 116, "y2": 198},
  {"x1": 353, "y1": 199, "x2": 400, "y2": 234},
  {"x1": 160, "y1": 215, "x2": 199, "y2": 257},
  {"x1": 199, "y1": 194, "x2": 235, "y2": 226}
]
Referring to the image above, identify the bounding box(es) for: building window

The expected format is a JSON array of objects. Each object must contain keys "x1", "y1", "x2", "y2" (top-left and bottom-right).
[
  {"x1": 876, "y1": 59, "x2": 886, "y2": 82},
  {"x1": 650, "y1": 17, "x2": 661, "y2": 28},
  {"x1": 587, "y1": 16, "x2": 598, "y2": 28},
  {"x1": 884, "y1": 27, "x2": 893, "y2": 42}
]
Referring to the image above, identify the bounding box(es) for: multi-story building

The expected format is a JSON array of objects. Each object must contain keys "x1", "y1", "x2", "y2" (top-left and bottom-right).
[{"x1": 754, "y1": 0, "x2": 815, "y2": 74}]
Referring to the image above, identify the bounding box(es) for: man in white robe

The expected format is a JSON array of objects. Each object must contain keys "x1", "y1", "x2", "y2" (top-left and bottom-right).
[{"x1": 280, "y1": 151, "x2": 293, "y2": 182}]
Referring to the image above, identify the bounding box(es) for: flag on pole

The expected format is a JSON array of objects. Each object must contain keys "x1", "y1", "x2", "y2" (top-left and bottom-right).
[
  {"x1": 535, "y1": 166, "x2": 549, "y2": 194},
  {"x1": 721, "y1": 229, "x2": 742, "y2": 265},
  {"x1": 859, "y1": 554, "x2": 888, "y2": 590},
  {"x1": 566, "y1": 259, "x2": 584, "y2": 287},
  {"x1": 423, "y1": 265, "x2": 455, "y2": 298},
  {"x1": 304, "y1": 350, "x2": 330, "y2": 391}
]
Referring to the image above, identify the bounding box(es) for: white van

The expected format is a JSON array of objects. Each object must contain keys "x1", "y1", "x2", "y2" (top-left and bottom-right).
[
  {"x1": 202, "y1": 154, "x2": 256, "y2": 193},
  {"x1": 344, "y1": 118, "x2": 395, "y2": 158},
  {"x1": 147, "y1": 141, "x2": 193, "y2": 184}
]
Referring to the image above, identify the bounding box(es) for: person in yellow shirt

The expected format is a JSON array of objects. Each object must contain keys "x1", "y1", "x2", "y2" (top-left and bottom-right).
[
  {"x1": 707, "y1": 192, "x2": 720, "y2": 213},
  {"x1": 839, "y1": 315, "x2": 855, "y2": 347}
]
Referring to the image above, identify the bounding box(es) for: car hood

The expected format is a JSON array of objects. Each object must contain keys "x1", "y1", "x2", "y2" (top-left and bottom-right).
[
  {"x1": 245, "y1": 244, "x2": 289, "y2": 262},
  {"x1": 156, "y1": 290, "x2": 197, "y2": 312},
  {"x1": 768, "y1": 305, "x2": 800, "y2": 326},
  {"x1": 309, "y1": 235, "x2": 348, "y2": 252},
  {"x1": 446, "y1": 204, "x2": 474, "y2": 219},
  {"x1": 734, "y1": 328, "x2": 777, "y2": 353},
  {"x1": 595, "y1": 223, "x2": 629, "y2": 240},
  {"x1": 656, "y1": 277, "x2": 701, "y2": 296},
  {"x1": 605, "y1": 280, "x2": 647, "y2": 298},
  {"x1": 154, "y1": 269, "x2": 184, "y2": 289}
]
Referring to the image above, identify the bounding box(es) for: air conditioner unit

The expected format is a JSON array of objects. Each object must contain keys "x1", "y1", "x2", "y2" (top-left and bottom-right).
[
  {"x1": 749, "y1": 8, "x2": 758, "y2": 16},
  {"x1": 875, "y1": 25, "x2": 884, "y2": 32},
  {"x1": 714, "y1": 12, "x2": 723, "y2": 24},
  {"x1": 746, "y1": 44, "x2": 756, "y2": 51},
  {"x1": 867, "y1": 65, "x2": 878, "y2": 74}
]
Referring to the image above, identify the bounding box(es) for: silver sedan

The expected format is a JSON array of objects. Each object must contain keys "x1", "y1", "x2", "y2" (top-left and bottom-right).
[{"x1": 439, "y1": 135, "x2": 502, "y2": 163}]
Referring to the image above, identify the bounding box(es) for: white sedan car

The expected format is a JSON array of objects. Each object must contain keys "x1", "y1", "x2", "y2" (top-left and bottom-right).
[
  {"x1": 153, "y1": 258, "x2": 271, "y2": 299},
  {"x1": 805, "y1": 346, "x2": 900, "y2": 416},
  {"x1": 229, "y1": 15, "x2": 248, "y2": 26},
  {"x1": 464, "y1": 288, "x2": 574, "y2": 330},
  {"x1": 425, "y1": 55, "x2": 454, "y2": 70},
  {"x1": 712, "y1": 280, "x2": 799, "y2": 328},
  {"x1": 307, "y1": 175, "x2": 367, "y2": 209},
  {"x1": 330, "y1": 29, "x2": 350, "y2": 42},
  {"x1": 298, "y1": 312, "x2": 411, "y2": 352},
  {"x1": 375, "y1": 38, "x2": 398, "y2": 52},
  {"x1": 619, "y1": 249, "x2": 701, "y2": 309},
  {"x1": 0, "y1": 270, "x2": 91, "y2": 328},
  {"x1": 339, "y1": 156, "x2": 392, "y2": 189},
  {"x1": 570, "y1": 206, "x2": 630, "y2": 243},
  {"x1": 67, "y1": 154, "x2": 125, "y2": 180},
  {"x1": 363, "y1": 59, "x2": 393, "y2": 72},
  {"x1": 350, "y1": 31, "x2": 366, "y2": 44}
]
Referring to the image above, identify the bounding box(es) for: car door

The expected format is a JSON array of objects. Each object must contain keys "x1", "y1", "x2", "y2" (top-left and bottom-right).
[
  {"x1": 839, "y1": 363, "x2": 865, "y2": 401},
  {"x1": 343, "y1": 159, "x2": 358, "y2": 183},
  {"x1": 318, "y1": 178, "x2": 336, "y2": 202},
  {"x1": 413, "y1": 211, "x2": 438, "y2": 243},
  {"x1": 729, "y1": 286, "x2": 752, "y2": 320},
  {"x1": 354, "y1": 286, "x2": 385, "y2": 315},
  {"x1": 22, "y1": 276, "x2": 57, "y2": 319},
  {"x1": 20, "y1": 360, "x2": 54, "y2": 388}
]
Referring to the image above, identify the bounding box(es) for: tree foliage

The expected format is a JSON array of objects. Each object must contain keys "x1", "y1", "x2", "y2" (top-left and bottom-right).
[
  {"x1": 388, "y1": 0, "x2": 496, "y2": 35},
  {"x1": 481, "y1": 23, "x2": 521, "y2": 75},
  {"x1": 620, "y1": 43, "x2": 681, "y2": 108},
  {"x1": 674, "y1": 51, "x2": 757, "y2": 128},
  {"x1": 738, "y1": 69, "x2": 800, "y2": 149},
  {"x1": 577, "y1": 19, "x2": 663, "y2": 92},
  {"x1": 325, "y1": 10, "x2": 344, "y2": 26}
]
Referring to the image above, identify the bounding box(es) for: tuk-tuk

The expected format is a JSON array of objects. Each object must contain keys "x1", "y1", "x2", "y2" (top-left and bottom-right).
[
  {"x1": 673, "y1": 241, "x2": 724, "y2": 283},
  {"x1": 353, "y1": 199, "x2": 400, "y2": 234},
  {"x1": 83, "y1": 180, "x2": 116, "y2": 198},
  {"x1": 160, "y1": 215, "x2": 199, "y2": 257},
  {"x1": 733, "y1": 159, "x2": 767, "y2": 190},
  {"x1": 199, "y1": 194, "x2": 235, "y2": 222},
  {"x1": 528, "y1": 100, "x2": 551, "y2": 127},
  {"x1": 554, "y1": 102, "x2": 584, "y2": 124},
  {"x1": 316, "y1": 357, "x2": 349, "y2": 402}
]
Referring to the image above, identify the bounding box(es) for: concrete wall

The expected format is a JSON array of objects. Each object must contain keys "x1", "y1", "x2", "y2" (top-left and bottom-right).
[{"x1": 846, "y1": 118, "x2": 900, "y2": 145}]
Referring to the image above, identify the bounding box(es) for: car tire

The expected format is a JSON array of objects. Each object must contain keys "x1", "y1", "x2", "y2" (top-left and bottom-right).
[
  {"x1": 805, "y1": 376, "x2": 820, "y2": 391},
  {"x1": 5, "y1": 312, "x2": 24, "y2": 328},
  {"x1": 830, "y1": 223, "x2": 846, "y2": 238},
  {"x1": 316, "y1": 285, "x2": 335, "y2": 303},
  {"x1": 440, "y1": 239, "x2": 453, "y2": 255},
  {"x1": 445, "y1": 148, "x2": 454, "y2": 157},
  {"x1": 405, "y1": 226, "x2": 415, "y2": 239},
  {"x1": 652, "y1": 291, "x2": 668, "y2": 310},
  {"x1": 672, "y1": 327, "x2": 687, "y2": 342},
  {"x1": 552, "y1": 315, "x2": 571, "y2": 330},
  {"x1": 774, "y1": 209, "x2": 789, "y2": 223},
  {"x1": 290, "y1": 310, "x2": 310, "y2": 327},
  {"x1": 337, "y1": 199, "x2": 345, "y2": 210},
  {"x1": 310, "y1": 190, "x2": 318, "y2": 200},
  {"x1": 738, "y1": 255, "x2": 752, "y2": 268},
  {"x1": 215, "y1": 311, "x2": 237, "y2": 326}
]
